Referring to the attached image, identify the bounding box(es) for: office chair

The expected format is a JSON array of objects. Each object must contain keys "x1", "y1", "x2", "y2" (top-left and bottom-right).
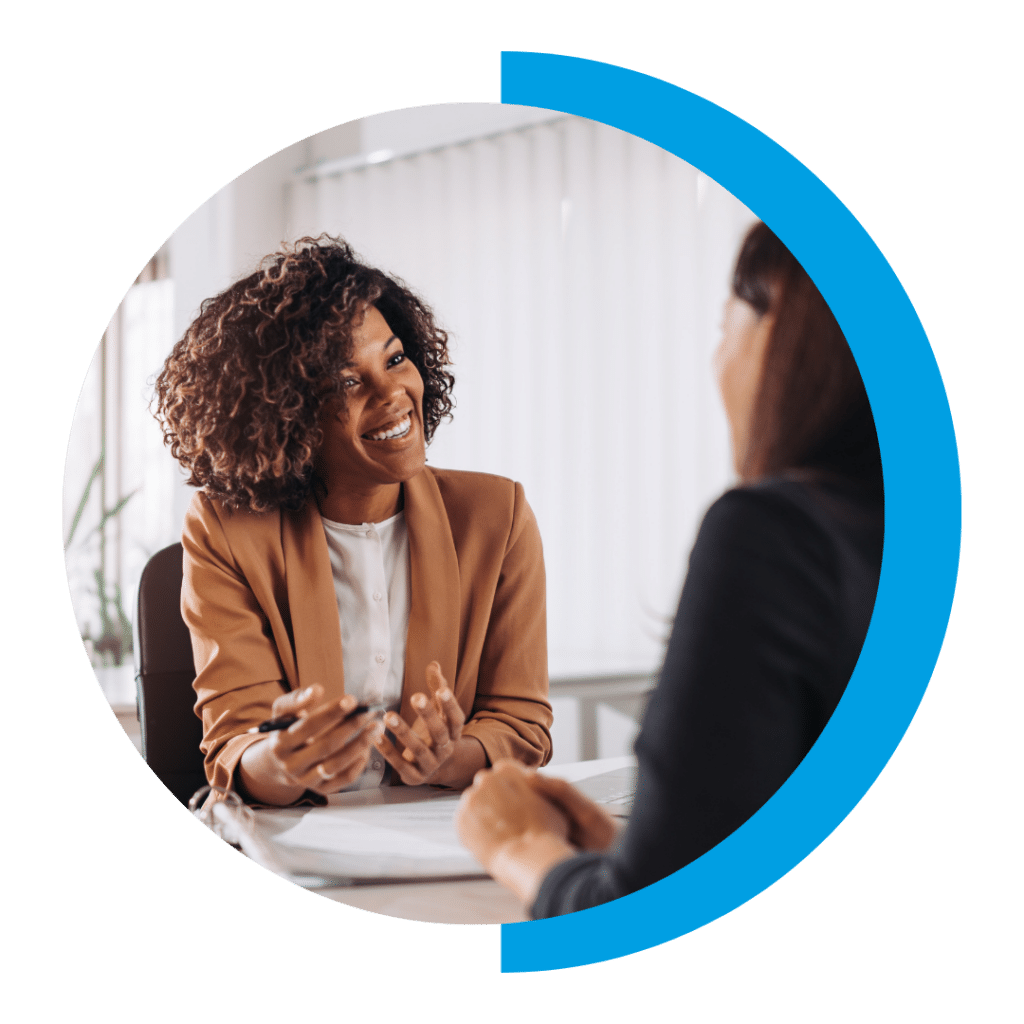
[{"x1": 136, "y1": 542, "x2": 207, "y2": 805}]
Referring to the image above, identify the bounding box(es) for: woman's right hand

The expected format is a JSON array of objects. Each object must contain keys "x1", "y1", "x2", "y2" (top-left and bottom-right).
[
  {"x1": 237, "y1": 686, "x2": 385, "y2": 805},
  {"x1": 525, "y1": 774, "x2": 620, "y2": 852}
]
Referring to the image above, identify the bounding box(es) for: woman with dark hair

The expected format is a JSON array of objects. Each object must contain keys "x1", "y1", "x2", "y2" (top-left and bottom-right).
[
  {"x1": 155, "y1": 237, "x2": 551, "y2": 806},
  {"x1": 457, "y1": 222, "x2": 884, "y2": 916}
]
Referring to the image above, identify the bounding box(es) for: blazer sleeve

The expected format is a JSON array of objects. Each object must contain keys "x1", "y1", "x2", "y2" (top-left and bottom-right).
[
  {"x1": 181, "y1": 494, "x2": 291, "y2": 790},
  {"x1": 461, "y1": 482, "x2": 553, "y2": 768}
]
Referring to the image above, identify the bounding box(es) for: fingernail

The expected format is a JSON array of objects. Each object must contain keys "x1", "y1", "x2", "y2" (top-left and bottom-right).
[
  {"x1": 412, "y1": 693, "x2": 427, "y2": 709},
  {"x1": 340, "y1": 694, "x2": 356, "y2": 711},
  {"x1": 387, "y1": 713, "x2": 401, "y2": 727},
  {"x1": 438, "y1": 689, "x2": 452, "y2": 702},
  {"x1": 301, "y1": 687, "x2": 313, "y2": 698}
]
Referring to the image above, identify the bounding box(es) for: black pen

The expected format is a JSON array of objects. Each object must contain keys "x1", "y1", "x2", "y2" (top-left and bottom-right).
[{"x1": 248, "y1": 702, "x2": 388, "y2": 734}]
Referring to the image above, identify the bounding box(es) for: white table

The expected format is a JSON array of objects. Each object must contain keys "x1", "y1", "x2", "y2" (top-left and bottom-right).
[{"x1": 238, "y1": 756, "x2": 634, "y2": 924}]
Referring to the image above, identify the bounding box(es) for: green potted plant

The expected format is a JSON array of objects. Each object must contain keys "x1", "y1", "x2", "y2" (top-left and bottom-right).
[{"x1": 65, "y1": 449, "x2": 136, "y2": 670}]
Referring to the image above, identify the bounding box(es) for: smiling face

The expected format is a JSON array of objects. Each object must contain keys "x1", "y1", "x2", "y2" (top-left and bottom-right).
[
  {"x1": 316, "y1": 304, "x2": 427, "y2": 522},
  {"x1": 714, "y1": 295, "x2": 775, "y2": 476}
]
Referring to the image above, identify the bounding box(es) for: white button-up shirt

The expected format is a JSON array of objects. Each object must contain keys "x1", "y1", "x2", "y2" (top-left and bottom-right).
[{"x1": 320, "y1": 510, "x2": 411, "y2": 789}]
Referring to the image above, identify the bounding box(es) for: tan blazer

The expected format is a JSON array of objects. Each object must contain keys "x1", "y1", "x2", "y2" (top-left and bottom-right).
[{"x1": 181, "y1": 467, "x2": 552, "y2": 792}]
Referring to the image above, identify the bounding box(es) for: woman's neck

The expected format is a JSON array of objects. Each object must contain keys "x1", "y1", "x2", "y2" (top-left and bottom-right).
[{"x1": 318, "y1": 481, "x2": 403, "y2": 525}]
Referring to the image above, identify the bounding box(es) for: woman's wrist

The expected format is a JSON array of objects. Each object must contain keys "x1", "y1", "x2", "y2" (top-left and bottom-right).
[
  {"x1": 428, "y1": 735, "x2": 488, "y2": 789},
  {"x1": 237, "y1": 738, "x2": 306, "y2": 806},
  {"x1": 486, "y1": 831, "x2": 577, "y2": 907}
]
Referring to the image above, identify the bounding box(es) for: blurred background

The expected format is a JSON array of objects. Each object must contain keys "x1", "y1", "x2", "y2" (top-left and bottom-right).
[{"x1": 63, "y1": 103, "x2": 755, "y2": 765}]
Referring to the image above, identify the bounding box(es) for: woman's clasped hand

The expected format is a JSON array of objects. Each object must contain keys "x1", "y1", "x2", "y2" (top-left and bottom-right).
[{"x1": 456, "y1": 761, "x2": 619, "y2": 905}]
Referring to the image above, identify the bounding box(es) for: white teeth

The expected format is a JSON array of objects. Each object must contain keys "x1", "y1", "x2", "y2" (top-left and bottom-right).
[{"x1": 367, "y1": 416, "x2": 411, "y2": 441}]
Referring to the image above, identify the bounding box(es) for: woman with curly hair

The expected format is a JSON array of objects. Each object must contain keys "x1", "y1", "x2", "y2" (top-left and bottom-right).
[{"x1": 155, "y1": 236, "x2": 551, "y2": 806}]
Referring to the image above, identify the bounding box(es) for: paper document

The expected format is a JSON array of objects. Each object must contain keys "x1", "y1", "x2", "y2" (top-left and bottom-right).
[
  {"x1": 274, "y1": 796, "x2": 474, "y2": 860},
  {"x1": 252, "y1": 790, "x2": 484, "y2": 882}
]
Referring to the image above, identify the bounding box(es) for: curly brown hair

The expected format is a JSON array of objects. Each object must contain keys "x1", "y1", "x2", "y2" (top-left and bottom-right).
[{"x1": 154, "y1": 236, "x2": 454, "y2": 513}]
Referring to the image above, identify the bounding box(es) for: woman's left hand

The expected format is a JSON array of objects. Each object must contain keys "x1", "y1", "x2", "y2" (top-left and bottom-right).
[{"x1": 374, "y1": 661, "x2": 487, "y2": 787}]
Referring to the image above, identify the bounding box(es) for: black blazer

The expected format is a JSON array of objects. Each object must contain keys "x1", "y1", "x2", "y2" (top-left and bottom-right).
[{"x1": 532, "y1": 475, "x2": 884, "y2": 917}]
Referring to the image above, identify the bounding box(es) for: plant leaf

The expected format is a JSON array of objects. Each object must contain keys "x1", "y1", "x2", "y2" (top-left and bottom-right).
[
  {"x1": 64, "y1": 453, "x2": 104, "y2": 550},
  {"x1": 97, "y1": 490, "x2": 138, "y2": 531},
  {"x1": 78, "y1": 489, "x2": 139, "y2": 545}
]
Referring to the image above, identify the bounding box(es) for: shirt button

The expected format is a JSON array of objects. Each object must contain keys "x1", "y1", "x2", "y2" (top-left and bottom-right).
[
  {"x1": 375, "y1": 653, "x2": 386, "y2": 664},
  {"x1": 365, "y1": 529, "x2": 375, "y2": 538},
  {"x1": 373, "y1": 591, "x2": 382, "y2": 601}
]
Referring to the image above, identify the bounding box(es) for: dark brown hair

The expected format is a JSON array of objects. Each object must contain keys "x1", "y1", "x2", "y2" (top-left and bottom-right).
[
  {"x1": 153, "y1": 236, "x2": 454, "y2": 513},
  {"x1": 733, "y1": 222, "x2": 882, "y2": 485}
]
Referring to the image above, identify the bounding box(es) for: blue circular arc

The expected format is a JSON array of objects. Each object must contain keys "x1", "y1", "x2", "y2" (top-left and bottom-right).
[{"x1": 499, "y1": 51, "x2": 960, "y2": 973}]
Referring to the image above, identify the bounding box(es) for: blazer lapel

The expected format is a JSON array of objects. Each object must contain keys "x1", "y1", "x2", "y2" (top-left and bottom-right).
[
  {"x1": 401, "y1": 468, "x2": 461, "y2": 722},
  {"x1": 282, "y1": 499, "x2": 346, "y2": 700}
]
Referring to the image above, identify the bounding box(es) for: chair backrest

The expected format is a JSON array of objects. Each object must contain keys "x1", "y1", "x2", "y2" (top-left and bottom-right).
[{"x1": 136, "y1": 542, "x2": 207, "y2": 805}]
